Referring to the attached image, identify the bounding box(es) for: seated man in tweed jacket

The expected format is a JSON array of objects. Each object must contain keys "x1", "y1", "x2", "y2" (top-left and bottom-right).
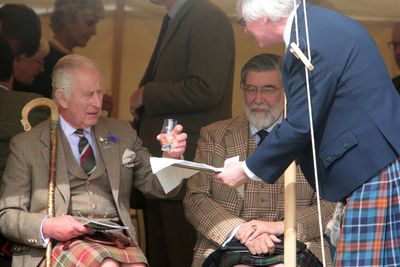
[
  {"x1": 183, "y1": 54, "x2": 335, "y2": 267},
  {"x1": 0, "y1": 54, "x2": 187, "y2": 267}
]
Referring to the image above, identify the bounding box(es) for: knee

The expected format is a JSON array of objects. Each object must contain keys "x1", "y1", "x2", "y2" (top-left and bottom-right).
[{"x1": 100, "y1": 258, "x2": 119, "y2": 267}]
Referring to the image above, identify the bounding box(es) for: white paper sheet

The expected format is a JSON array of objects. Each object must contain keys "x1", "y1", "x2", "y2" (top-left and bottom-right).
[{"x1": 150, "y1": 156, "x2": 241, "y2": 194}]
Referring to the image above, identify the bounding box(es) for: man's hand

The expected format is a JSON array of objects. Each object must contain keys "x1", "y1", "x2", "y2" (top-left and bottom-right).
[
  {"x1": 42, "y1": 215, "x2": 90, "y2": 241},
  {"x1": 158, "y1": 124, "x2": 187, "y2": 159},
  {"x1": 243, "y1": 232, "x2": 281, "y2": 255},
  {"x1": 130, "y1": 87, "x2": 144, "y2": 120},
  {"x1": 236, "y1": 220, "x2": 284, "y2": 244},
  {"x1": 214, "y1": 161, "x2": 249, "y2": 187}
]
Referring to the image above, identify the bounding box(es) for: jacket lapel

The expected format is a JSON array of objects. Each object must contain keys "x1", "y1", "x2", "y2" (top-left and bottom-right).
[
  {"x1": 224, "y1": 115, "x2": 253, "y2": 161},
  {"x1": 93, "y1": 118, "x2": 121, "y2": 200},
  {"x1": 223, "y1": 115, "x2": 253, "y2": 200},
  {"x1": 156, "y1": 0, "x2": 196, "y2": 67}
]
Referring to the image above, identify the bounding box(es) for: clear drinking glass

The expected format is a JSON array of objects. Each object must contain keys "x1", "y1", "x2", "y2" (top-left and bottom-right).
[{"x1": 160, "y1": 118, "x2": 177, "y2": 151}]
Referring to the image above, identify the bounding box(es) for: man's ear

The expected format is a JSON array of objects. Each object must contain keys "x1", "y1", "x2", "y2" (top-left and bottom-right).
[
  {"x1": 261, "y1": 17, "x2": 268, "y2": 24},
  {"x1": 54, "y1": 89, "x2": 68, "y2": 109}
]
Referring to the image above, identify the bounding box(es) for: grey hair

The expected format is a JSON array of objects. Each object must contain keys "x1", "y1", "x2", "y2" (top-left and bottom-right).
[
  {"x1": 52, "y1": 54, "x2": 101, "y2": 101},
  {"x1": 236, "y1": 0, "x2": 299, "y2": 22},
  {"x1": 240, "y1": 53, "x2": 282, "y2": 85},
  {"x1": 50, "y1": 0, "x2": 104, "y2": 32}
]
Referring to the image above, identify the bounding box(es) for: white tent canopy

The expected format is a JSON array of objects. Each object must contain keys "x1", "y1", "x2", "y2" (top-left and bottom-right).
[
  {"x1": 2, "y1": 0, "x2": 399, "y2": 119},
  {"x1": 5, "y1": 0, "x2": 400, "y2": 22}
]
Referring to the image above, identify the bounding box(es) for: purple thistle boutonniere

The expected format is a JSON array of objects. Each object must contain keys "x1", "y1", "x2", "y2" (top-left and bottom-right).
[{"x1": 99, "y1": 134, "x2": 119, "y2": 144}]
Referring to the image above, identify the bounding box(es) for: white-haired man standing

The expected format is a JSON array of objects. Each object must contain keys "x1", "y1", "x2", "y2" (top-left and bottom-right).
[{"x1": 215, "y1": 0, "x2": 400, "y2": 266}]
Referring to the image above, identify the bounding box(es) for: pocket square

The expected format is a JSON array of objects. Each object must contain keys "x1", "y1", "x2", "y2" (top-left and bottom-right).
[{"x1": 122, "y1": 148, "x2": 140, "y2": 168}]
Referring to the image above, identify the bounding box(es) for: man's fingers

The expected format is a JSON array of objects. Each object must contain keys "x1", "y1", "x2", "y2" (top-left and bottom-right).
[{"x1": 270, "y1": 234, "x2": 281, "y2": 243}]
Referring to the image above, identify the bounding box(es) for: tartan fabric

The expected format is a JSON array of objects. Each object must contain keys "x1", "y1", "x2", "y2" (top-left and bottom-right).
[
  {"x1": 204, "y1": 248, "x2": 321, "y2": 267},
  {"x1": 38, "y1": 239, "x2": 148, "y2": 267},
  {"x1": 219, "y1": 251, "x2": 284, "y2": 266},
  {"x1": 0, "y1": 234, "x2": 12, "y2": 259},
  {"x1": 334, "y1": 159, "x2": 400, "y2": 266}
]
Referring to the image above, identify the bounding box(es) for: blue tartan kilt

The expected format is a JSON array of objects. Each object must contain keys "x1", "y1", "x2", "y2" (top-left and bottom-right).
[{"x1": 334, "y1": 158, "x2": 400, "y2": 266}]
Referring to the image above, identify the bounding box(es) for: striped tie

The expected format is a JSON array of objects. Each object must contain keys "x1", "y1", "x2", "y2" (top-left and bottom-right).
[{"x1": 75, "y1": 129, "x2": 96, "y2": 175}]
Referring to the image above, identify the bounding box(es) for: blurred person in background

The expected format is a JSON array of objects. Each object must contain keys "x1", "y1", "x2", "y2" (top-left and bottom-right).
[
  {"x1": 129, "y1": 0, "x2": 235, "y2": 265},
  {"x1": 13, "y1": 39, "x2": 49, "y2": 91},
  {"x1": 14, "y1": 0, "x2": 114, "y2": 115}
]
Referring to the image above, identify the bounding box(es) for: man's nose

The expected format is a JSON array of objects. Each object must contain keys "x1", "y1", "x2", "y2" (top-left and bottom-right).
[
  {"x1": 254, "y1": 90, "x2": 264, "y2": 103},
  {"x1": 92, "y1": 94, "x2": 102, "y2": 107}
]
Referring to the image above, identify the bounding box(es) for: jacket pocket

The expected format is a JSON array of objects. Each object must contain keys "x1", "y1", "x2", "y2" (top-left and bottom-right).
[{"x1": 319, "y1": 130, "x2": 358, "y2": 168}]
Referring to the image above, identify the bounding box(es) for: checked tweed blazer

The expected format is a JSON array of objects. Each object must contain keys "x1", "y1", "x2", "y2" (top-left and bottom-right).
[{"x1": 184, "y1": 115, "x2": 335, "y2": 266}]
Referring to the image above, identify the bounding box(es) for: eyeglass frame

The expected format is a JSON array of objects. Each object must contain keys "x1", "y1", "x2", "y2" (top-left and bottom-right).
[
  {"x1": 387, "y1": 41, "x2": 400, "y2": 50},
  {"x1": 240, "y1": 83, "x2": 282, "y2": 96}
]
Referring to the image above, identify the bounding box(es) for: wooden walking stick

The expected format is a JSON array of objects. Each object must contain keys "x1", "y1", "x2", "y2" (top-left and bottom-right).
[
  {"x1": 21, "y1": 98, "x2": 59, "y2": 267},
  {"x1": 283, "y1": 93, "x2": 297, "y2": 267}
]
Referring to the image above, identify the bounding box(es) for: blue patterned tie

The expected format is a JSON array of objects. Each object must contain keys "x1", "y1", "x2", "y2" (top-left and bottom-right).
[{"x1": 75, "y1": 129, "x2": 96, "y2": 175}]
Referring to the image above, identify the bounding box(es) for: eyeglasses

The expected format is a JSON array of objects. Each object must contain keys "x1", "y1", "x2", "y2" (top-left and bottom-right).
[
  {"x1": 387, "y1": 41, "x2": 400, "y2": 50},
  {"x1": 237, "y1": 17, "x2": 246, "y2": 27},
  {"x1": 241, "y1": 84, "x2": 282, "y2": 96}
]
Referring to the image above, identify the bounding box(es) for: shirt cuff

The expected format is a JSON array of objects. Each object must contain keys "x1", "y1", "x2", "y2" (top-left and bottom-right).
[
  {"x1": 242, "y1": 161, "x2": 261, "y2": 181},
  {"x1": 40, "y1": 215, "x2": 51, "y2": 247},
  {"x1": 222, "y1": 225, "x2": 241, "y2": 247}
]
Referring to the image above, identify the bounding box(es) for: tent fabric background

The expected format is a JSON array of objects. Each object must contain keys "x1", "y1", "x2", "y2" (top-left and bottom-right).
[{"x1": 2, "y1": 0, "x2": 399, "y2": 120}]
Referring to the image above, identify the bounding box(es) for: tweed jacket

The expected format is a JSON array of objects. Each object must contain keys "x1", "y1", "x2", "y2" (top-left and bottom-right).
[
  {"x1": 138, "y1": 0, "x2": 235, "y2": 160},
  {"x1": 246, "y1": 4, "x2": 400, "y2": 201},
  {"x1": 0, "y1": 117, "x2": 180, "y2": 267},
  {"x1": 0, "y1": 87, "x2": 48, "y2": 179},
  {"x1": 183, "y1": 115, "x2": 335, "y2": 266}
]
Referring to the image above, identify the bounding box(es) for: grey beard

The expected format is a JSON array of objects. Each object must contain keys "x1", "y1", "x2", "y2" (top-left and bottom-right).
[{"x1": 244, "y1": 104, "x2": 283, "y2": 130}]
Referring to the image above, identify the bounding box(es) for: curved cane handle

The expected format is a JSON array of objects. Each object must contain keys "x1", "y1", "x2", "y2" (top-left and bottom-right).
[{"x1": 21, "y1": 98, "x2": 59, "y2": 131}]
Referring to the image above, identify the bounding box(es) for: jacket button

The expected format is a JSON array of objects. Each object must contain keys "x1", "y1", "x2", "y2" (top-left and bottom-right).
[
  {"x1": 343, "y1": 143, "x2": 349, "y2": 149},
  {"x1": 334, "y1": 151, "x2": 340, "y2": 157},
  {"x1": 326, "y1": 156, "x2": 332, "y2": 162}
]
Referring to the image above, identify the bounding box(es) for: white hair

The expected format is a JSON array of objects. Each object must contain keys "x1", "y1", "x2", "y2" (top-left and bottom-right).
[
  {"x1": 237, "y1": 0, "x2": 299, "y2": 22},
  {"x1": 52, "y1": 54, "x2": 101, "y2": 101}
]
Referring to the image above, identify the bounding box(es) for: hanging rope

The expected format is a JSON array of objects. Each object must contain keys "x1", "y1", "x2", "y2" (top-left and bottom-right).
[{"x1": 289, "y1": 0, "x2": 326, "y2": 266}]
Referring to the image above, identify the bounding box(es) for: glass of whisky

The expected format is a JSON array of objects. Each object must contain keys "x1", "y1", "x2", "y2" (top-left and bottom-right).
[{"x1": 160, "y1": 118, "x2": 177, "y2": 151}]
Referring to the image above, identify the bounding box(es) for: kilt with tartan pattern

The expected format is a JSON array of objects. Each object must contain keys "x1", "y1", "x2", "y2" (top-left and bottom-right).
[
  {"x1": 203, "y1": 248, "x2": 322, "y2": 267},
  {"x1": 38, "y1": 239, "x2": 148, "y2": 267},
  {"x1": 334, "y1": 158, "x2": 400, "y2": 266}
]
